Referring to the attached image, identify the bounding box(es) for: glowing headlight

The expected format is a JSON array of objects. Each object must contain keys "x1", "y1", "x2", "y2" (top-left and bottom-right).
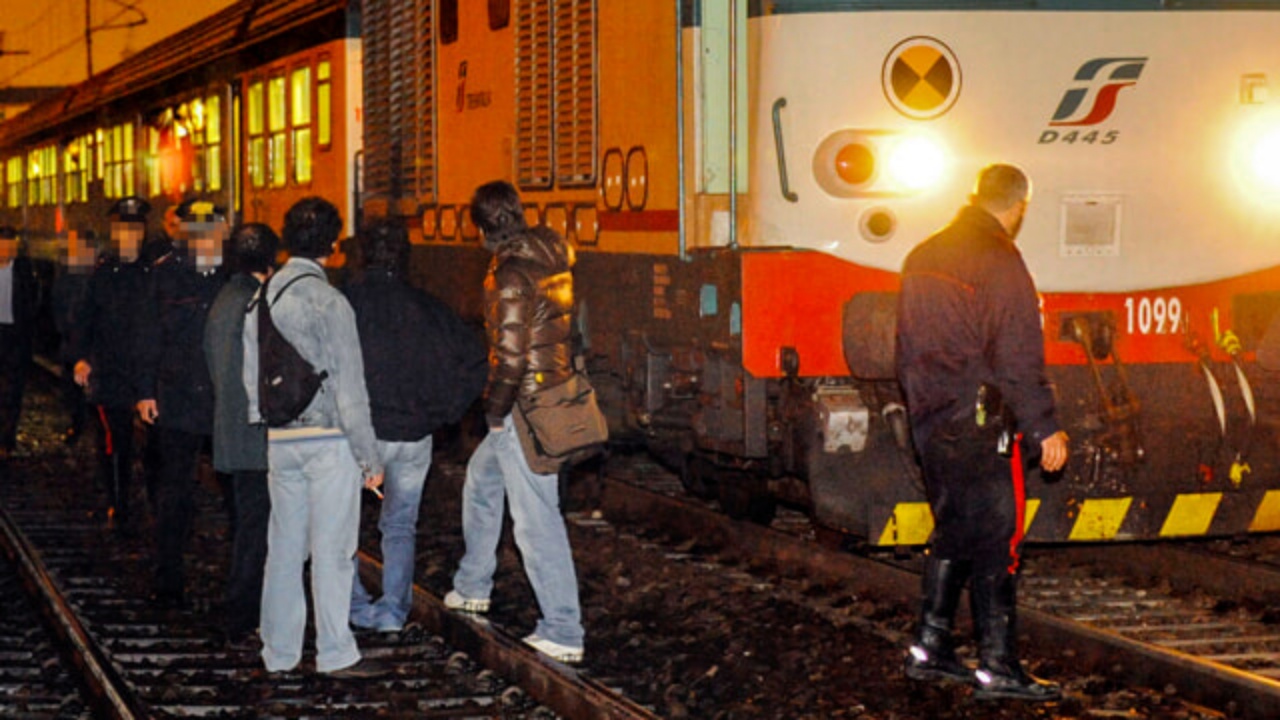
[
  {"x1": 813, "y1": 129, "x2": 949, "y2": 199},
  {"x1": 886, "y1": 135, "x2": 947, "y2": 191},
  {"x1": 1250, "y1": 128, "x2": 1280, "y2": 193}
]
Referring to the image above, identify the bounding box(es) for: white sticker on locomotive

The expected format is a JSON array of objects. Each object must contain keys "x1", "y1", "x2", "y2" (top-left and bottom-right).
[{"x1": 1124, "y1": 296, "x2": 1183, "y2": 335}]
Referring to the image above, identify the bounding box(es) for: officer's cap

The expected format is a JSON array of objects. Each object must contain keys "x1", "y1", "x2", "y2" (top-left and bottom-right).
[
  {"x1": 176, "y1": 198, "x2": 227, "y2": 224},
  {"x1": 109, "y1": 196, "x2": 151, "y2": 223}
]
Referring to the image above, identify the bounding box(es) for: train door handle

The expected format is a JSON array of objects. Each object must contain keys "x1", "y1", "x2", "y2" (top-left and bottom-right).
[{"x1": 772, "y1": 98, "x2": 799, "y2": 203}]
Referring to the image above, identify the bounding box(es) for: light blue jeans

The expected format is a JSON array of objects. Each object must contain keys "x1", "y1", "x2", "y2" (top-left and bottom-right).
[
  {"x1": 260, "y1": 434, "x2": 362, "y2": 674},
  {"x1": 452, "y1": 415, "x2": 583, "y2": 647},
  {"x1": 351, "y1": 435, "x2": 433, "y2": 630}
]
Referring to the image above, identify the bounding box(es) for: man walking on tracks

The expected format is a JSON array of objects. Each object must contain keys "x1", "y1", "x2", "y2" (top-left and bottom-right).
[
  {"x1": 895, "y1": 163, "x2": 1069, "y2": 701},
  {"x1": 344, "y1": 219, "x2": 486, "y2": 633},
  {"x1": 444, "y1": 180, "x2": 586, "y2": 664},
  {"x1": 245, "y1": 197, "x2": 386, "y2": 678},
  {"x1": 0, "y1": 226, "x2": 37, "y2": 462}
]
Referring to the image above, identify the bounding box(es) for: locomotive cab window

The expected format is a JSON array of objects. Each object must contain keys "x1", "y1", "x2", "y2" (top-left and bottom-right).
[
  {"x1": 268, "y1": 74, "x2": 288, "y2": 188},
  {"x1": 317, "y1": 59, "x2": 332, "y2": 150},
  {"x1": 291, "y1": 66, "x2": 313, "y2": 184},
  {"x1": 247, "y1": 80, "x2": 266, "y2": 189}
]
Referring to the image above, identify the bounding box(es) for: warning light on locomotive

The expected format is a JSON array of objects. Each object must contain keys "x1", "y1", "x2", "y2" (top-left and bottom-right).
[
  {"x1": 814, "y1": 129, "x2": 948, "y2": 198},
  {"x1": 885, "y1": 135, "x2": 947, "y2": 192}
]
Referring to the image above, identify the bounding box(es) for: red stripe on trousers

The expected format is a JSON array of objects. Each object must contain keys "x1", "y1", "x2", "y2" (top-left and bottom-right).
[{"x1": 1008, "y1": 433, "x2": 1026, "y2": 575}]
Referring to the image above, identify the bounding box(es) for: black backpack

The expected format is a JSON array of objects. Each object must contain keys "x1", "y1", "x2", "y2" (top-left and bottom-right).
[{"x1": 254, "y1": 274, "x2": 329, "y2": 428}]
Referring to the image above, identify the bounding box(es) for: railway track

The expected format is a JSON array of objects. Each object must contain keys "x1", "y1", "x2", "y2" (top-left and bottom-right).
[
  {"x1": 0, "y1": 368, "x2": 658, "y2": 719},
  {"x1": 597, "y1": 455, "x2": 1280, "y2": 719}
]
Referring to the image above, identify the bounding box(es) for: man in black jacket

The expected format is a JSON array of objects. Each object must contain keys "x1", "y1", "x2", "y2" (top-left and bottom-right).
[
  {"x1": 344, "y1": 219, "x2": 486, "y2": 632},
  {"x1": 205, "y1": 223, "x2": 277, "y2": 645},
  {"x1": 0, "y1": 226, "x2": 38, "y2": 461},
  {"x1": 135, "y1": 198, "x2": 229, "y2": 608},
  {"x1": 74, "y1": 197, "x2": 153, "y2": 529},
  {"x1": 896, "y1": 164, "x2": 1068, "y2": 701}
]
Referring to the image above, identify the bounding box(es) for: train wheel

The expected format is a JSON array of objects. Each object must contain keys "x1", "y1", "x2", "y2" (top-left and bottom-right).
[{"x1": 718, "y1": 474, "x2": 777, "y2": 526}]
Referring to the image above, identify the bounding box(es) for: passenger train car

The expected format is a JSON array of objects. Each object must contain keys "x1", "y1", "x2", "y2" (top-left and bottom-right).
[{"x1": 5, "y1": 0, "x2": 1280, "y2": 546}]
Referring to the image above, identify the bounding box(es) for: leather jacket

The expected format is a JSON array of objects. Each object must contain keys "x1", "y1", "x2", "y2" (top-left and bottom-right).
[{"x1": 483, "y1": 225, "x2": 575, "y2": 425}]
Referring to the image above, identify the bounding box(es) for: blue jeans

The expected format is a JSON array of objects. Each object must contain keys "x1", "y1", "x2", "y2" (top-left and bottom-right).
[
  {"x1": 260, "y1": 433, "x2": 362, "y2": 673},
  {"x1": 351, "y1": 435, "x2": 433, "y2": 630},
  {"x1": 452, "y1": 415, "x2": 583, "y2": 647}
]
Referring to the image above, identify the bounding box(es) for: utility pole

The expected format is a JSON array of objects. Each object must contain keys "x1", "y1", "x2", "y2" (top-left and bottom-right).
[{"x1": 84, "y1": 0, "x2": 148, "y2": 79}]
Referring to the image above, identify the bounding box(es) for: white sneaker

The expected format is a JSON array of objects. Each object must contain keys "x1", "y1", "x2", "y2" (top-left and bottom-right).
[
  {"x1": 443, "y1": 590, "x2": 490, "y2": 614},
  {"x1": 523, "y1": 634, "x2": 584, "y2": 664}
]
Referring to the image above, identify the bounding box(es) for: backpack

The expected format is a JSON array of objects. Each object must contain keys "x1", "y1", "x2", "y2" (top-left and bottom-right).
[{"x1": 255, "y1": 274, "x2": 329, "y2": 428}]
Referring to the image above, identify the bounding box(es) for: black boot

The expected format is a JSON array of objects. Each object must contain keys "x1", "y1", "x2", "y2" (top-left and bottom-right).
[
  {"x1": 904, "y1": 556, "x2": 971, "y2": 683},
  {"x1": 971, "y1": 571, "x2": 1061, "y2": 702}
]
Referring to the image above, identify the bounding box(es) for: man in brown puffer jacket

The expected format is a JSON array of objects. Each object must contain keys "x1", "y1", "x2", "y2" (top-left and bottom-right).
[{"x1": 444, "y1": 180, "x2": 585, "y2": 664}]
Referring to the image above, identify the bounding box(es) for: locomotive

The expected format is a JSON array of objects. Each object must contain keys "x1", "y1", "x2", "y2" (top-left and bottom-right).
[{"x1": 5, "y1": 0, "x2": 1280, "y2": 546}]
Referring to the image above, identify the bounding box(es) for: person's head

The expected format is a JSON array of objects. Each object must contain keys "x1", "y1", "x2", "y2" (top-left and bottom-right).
[
  {"x1": 283, "y1": 196, "x2": 343, "y2": 260},
  {"x1": 176, "y1": 198, "x2": 229, "y2": 270},
  {"x1": 470, "y1": 180, "x2": 527, "y2": 250},
  {"x1": 971, "y1": 163, "x2": 1031, "y2": 240},
  {"x1": 108, "y1": 196, "x2": 151, "y2": 261},
  {"x1": 360, "y1": 219, "x2": 410, "y2": 276},
  {"x1": 230, "y1": 223, "x2": 280, "y2": 277},
  {"x1": 62, "y1": 230, "x2": 99, "y2": 274},
  {"x1": 0, "y1": 226, "x2": 17, "y2": 265}
]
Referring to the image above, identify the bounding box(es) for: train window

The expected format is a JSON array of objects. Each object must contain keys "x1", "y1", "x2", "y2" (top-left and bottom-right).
[
  {"x1": 95, "y1": 129, "x2": 104, "y2": 181},
  {"x1": 268, "y1": 74, "x2": 287, "y2": 188},
  {"x1": 5, "y1": 157, "x2": 20, "y2": 208},
  {"x1": 63, "y1": 135, "x2": 91, "y2": 204},
  {"x1": 28, "y1": 145, "x2": 56, "y2": 206},
  {"x1": 291, "y1": 66, "x2": 312, "y2": 184},
  {"x1": 205, "y1": 95, "x2": 222, "y2": 192},
  {"x1": 440, "y1": 0, "x2": 458, "y2": 44},
  {"x1": 247, "y1": 80, "x2": 266, "y2": 189},
  {"x1": 101, "y1": 123, "x2": 135, "y2": 198},
  {"x1": 489, "y1": 0, "x2": 510, "y2": 30},
  {"x1": 147, "y1": 126, "x2": 162, "y2": 197},
  {"x1": 317, "y1": 59, "x2": 332, "y2": 149}
]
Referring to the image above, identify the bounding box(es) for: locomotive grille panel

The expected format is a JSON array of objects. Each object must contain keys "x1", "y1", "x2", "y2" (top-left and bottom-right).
[
  {"x1": 554, "y1": 0, "x2": 597, "y2": 187},
  {"x1": 363, "y1": 0, "x2": 434, "y2": 203},
  {"x1": 517, "y1": 0, "x2": 555, "y2": 189}
]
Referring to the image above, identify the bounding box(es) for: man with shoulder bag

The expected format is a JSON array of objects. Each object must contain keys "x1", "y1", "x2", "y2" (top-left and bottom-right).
[{"x1": 443, "y1": 181, "x2": 597, "y2": 664}]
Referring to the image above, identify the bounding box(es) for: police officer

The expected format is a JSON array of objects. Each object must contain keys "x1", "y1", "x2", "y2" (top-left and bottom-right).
[
  {"x1": 135, "y1": 198, "x2": 229, "y2": 608},
  {"x1": 896, "y1": 164, "x2": 1069, "y2": 701},
  {"x1": 73, "y1": 196, "x2": 153, "y2": 532}
]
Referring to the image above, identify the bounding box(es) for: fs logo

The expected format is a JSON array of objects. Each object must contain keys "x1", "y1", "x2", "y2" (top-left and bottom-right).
[{"x1": 1040, "y1": 57, "x2": 1146, "y2": 145}]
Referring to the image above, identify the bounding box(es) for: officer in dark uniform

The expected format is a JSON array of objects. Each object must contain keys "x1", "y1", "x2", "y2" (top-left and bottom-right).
[
  {"x1": 0, "y1": 225, "x2": 38, "y2": 461},
  {"x1": 896, "y1": 164, "x2": 1069, "y2": 702},
  {"x1": 73, "y1": 196, "x2": 153, "y2": 531},
  {"x1": 135, "y1": 197, "x2": 229, "y2": 608}
]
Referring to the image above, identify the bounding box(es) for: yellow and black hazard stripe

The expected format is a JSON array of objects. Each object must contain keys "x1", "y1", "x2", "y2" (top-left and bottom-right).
[{"x1": 873, "y1": 490, "x2": 1280, "y2": 546}]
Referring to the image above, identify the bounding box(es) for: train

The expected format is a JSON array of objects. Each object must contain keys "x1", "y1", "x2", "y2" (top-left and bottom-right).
[{"x1": 4, "y1": 0, "x2": 1280, "y2": 546}]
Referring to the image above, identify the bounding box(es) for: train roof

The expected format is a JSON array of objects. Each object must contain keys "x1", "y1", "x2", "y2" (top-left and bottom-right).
[{"x1": 0, "y1": 0, "x2": 350, "y2": 150}]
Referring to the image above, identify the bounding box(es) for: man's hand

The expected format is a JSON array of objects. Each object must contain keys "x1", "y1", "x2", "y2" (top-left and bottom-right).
[
  {"x1": 74, "y1": 360, "x2": 92, "y2": 387},
  {"x1": 1039, "y1": 431, "x2": 1069, "y2": 472},
  {"x1": 136, "y1": 399, "x2": 159, "y2": 425},
  {"x1": 363, "y1": 472, "x2": 385, "y2": 493}
]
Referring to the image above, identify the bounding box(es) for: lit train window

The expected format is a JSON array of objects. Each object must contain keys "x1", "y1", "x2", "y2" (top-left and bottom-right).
[
  {"x1": 268, "y1": 74, "x2": 287, "y2": 188},
  {"x1": 247, "y1": 81, "x2": 266, "y2": 189},
  {"x1": 147, "y1": 126, "x2": 162, "y2": 196},
  {"x1": 206, "y1": 95, "x2": 222, "y2": 191},
  {"x1": 317, "y1": 60, "x2": 331, "y2": 149},
  {"x1": 5, "y1": 157, "x2": 21, "y2": 208},
  {"x1": 103, "y1": 123, "x2": 137, "y2": 199},
  {"x1": 28, "y1": 145, "x2": 56, "y2": 206},
  {"x1": 63, "y1": 135, "x2": 90, "y2": 204},
  {"x1": 95, "y1": 129, "x2": 104, "y2": 181},
  {"x1": 291, "y1": 66, "x2": 312, "y2": 184}
]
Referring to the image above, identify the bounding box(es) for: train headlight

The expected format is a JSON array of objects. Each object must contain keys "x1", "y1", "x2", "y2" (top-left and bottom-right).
[
  {"x1": 813, "y1": 129, "x2": 948, "y2": 198},
  {"x1": 886, "y1": 135, "x2": 947, "y2": 191},
  {"x1": 1250, "y1": 128, "x2": 1280, "y2": 193}
]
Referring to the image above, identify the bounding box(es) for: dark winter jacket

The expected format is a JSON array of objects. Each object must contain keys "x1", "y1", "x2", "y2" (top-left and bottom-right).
[
  {"x1": 483, "y1": 226, "x2": 575, "y2": 425},
  {"x1": 73, "y1": 256, "x2": 150, "y2": 409},
  {"x1": 51, "y1": 270, "x2": 91, "y2": 364},
  {"x1": 204, "y1": 272, "x2": 267, "y2": 472},
  {"x1": 895, "y1": 205, "x2": 1060, "y2": 449},
  {"x1": 344, "y1": 270, "x2": 487, "y2": 441},
  {"x1": 135, "y1": 253, "x2": 227, "y2": 436}
]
